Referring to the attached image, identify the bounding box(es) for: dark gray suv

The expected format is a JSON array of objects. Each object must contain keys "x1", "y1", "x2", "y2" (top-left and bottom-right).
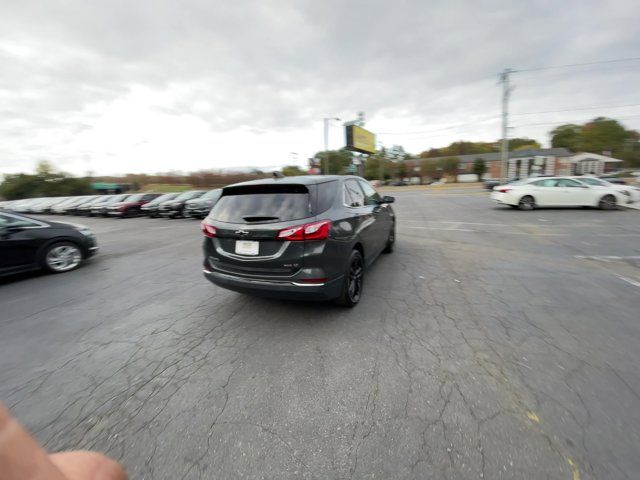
[{"x1": 201, "y1": 175, "x2": 395, "y2": 307}]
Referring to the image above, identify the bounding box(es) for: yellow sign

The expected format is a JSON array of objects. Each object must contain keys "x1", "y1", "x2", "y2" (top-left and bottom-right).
[{"x1": 346, "y1": 125, "x2": 376, "y2": 154}]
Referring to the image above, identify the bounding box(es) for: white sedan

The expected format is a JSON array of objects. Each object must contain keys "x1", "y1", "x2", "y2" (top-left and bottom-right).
[
  {"x1": 491, "y1": 177, "x2": 626, "y2": 210},
  {"x1": 572, "y1": 176, "x2": 640, "y2": 204}
]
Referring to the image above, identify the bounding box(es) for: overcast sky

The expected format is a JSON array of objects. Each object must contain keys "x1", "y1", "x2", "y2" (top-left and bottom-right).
[{"x1": 1, "y1": 0, "x2": 639, "y2": 176}]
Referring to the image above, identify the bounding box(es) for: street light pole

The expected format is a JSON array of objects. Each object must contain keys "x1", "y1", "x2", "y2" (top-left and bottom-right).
[
  {"x1": 323, "y1": 117, "x2": 340, "y2": 175},
  {"x1": 499, "y1": 68, "x2": 514, "y2": 183}
]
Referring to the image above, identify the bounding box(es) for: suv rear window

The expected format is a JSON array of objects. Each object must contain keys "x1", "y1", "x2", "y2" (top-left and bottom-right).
[{"x1": 211, "y1": 184, "x2": 311, "y2": 223}]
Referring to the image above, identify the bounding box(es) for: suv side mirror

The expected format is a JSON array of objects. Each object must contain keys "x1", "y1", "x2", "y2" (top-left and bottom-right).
[{"x1": 380, "y1": 195, "x2": 395, "y2": 204}]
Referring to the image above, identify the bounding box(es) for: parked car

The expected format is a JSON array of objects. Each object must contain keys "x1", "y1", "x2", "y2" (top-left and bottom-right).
[
  {"x1": 390, "y1": 180, "x2": 408, "y2": 186},
  {"x1": 0, "y1": 211, "x2": 98, "y2": 276},
  {"x1": 600, "y1": 176, "x2": 627, "y2": 185},
  {"x1": 66, "y1": 196, "x2": 106, "y2": 216},
  {"x1": 483, "y1": 179, "x2": 500, "y2": 190},
  {"x1": 140, "y1": 193, "x2": 179, "y2": 217},
  {"x1": 201, "y1": 175, "x2": 396, "y2": 307},
  {"x1": 51, "y1": 196, "x2": 97, "y2": 214},
  {"x1": 158, "y1": 190, "x2": 206, "y2": 218},
  {"x1": 574, "y1": 176, "x2": 640, "y2": 203},
  {"x1": 75, "y1": 195, "x2": 115, "y2": 216},
  {"x1": 31, "y1": 197, "x2": 70, "y2": 214},
  {"x1": 107, "y1": 193, "x2": 162, "y2": 217},
  {"x1": 91, "y1": 194, "x2": 131, "y2": 217},
  {"x1": 184, "y1": 189, "x2": 222, "y2": 219},
  {"x1": 491, "y1": 177, "x2": 626, "y2": 210}
]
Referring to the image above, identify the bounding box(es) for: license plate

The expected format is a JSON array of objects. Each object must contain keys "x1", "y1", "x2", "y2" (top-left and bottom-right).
[{"x1": 235, "y1": 240, "x2": 259, "y2": 256}]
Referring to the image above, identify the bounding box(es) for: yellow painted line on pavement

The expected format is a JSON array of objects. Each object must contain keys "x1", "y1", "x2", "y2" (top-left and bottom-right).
[
  {"x1": 526, "y1": 411, "x2": 540, "y2": 423},
  {"x1": 567, "y1": 458, "x2": 580, "y2": 480}
]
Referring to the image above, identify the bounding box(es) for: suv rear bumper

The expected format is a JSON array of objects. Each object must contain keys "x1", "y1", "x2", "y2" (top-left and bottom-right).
[{"x1": 203, "y1": 269, "x2": 343, "y2": 301}]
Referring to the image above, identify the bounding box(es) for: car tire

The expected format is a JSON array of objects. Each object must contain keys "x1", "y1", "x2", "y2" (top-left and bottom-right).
[
  {"x1": 382, "y1": 223, "x2": 395, "y2": 253},
  {"x1": 336, "y1": 250, "x2": 364, "y2": 308},
  {"x1": 41, "y1": 241, "x2": 83, "y2": 273},
  {"x1": 598, "y1": 194, "x2": 617, "y2": 210},
  {"x1": 518, "y1": 195, "x2": 535, "y2": 211}
]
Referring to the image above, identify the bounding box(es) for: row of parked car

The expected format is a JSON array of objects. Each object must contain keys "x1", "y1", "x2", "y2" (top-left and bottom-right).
[{"x1": 0, "y1": 189, "x2": 223, "y2": 219}]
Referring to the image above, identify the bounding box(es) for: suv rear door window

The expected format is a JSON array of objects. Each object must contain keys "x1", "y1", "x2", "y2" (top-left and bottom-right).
[
  {"x1": 210, "y1": 184, "x2": 311, "y2": 223},
  {"x1": 344, "y1": 180, "x2": 365, "y2": 207},
  {"x1": 316, "y1": 181, "x2": 338, "y2": 213}
]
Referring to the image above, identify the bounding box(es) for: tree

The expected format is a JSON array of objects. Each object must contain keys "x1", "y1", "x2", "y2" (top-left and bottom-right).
[
  {"x1": 313, "y1": 149, "x2": 353, "y2": 175},
  {"x1": 395, "y1": 161, "x2": 408, "y2": 180},
  {"x1": 420, "y1": 159, "x2": 438, "y2": 182},
  {"x1": 438, "y1": 157, "x2": 460, "y2": 177},
  {"x1": 549, "y1": 117, "x2": 640, "y2": 166},
  {"x1": 550, "y1": 124, "x2": 582, "y2": 151},
  {"x1": 509, "y1": 138, "x2": 541, "y2": 150},
  {"x1": 281, "y1": 165, "x2": 306, "y2": 176},
  {"x1": 0, "y1": 161, "x2": 92, "y2": 200},
  {"x1": 472, "y1": 158, "x2": 486, "y2": 180}
]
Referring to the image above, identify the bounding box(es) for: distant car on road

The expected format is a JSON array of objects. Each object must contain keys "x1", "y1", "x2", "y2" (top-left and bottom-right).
[
  {"x1": 201, "y1": 175, "x2": 396, "y2": 307},
  {"x1": 491, "y1": 177, "x2": 626, "y2": 210},
  {"x1": 184, "y1": 189, "x2": 222, "y2": 219},
  {"x1": 390, "y1": 180, "x2": 408, "y2": 186},
  {"x1": 158, "y1": 190, "x2": 206, "y2": 218},
  {"x1": 0, "y1": 211, "x2": 98, "y2": 276},
  {"x1": 107, "y1": 193, "x2": 162, "y2": 217}
]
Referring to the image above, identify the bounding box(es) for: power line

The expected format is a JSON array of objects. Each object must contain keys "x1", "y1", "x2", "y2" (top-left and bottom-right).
[
  {"x1": 512, "y1": 102, "x2": 640, "y2": 116},
  {"x1": 512, "y1": 113, "x2": 640, "y2": 129},
  {"x1": 513, "y1": 56, "x2": 640, "y2": 73},
  {"x1": 378, "y1": 117, "x2": 498, "y2": 136}
]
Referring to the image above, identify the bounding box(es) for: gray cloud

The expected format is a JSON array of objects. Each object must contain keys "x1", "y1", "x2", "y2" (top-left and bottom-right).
[{"x1": 1, "y1": 0, "x2": 640, "y2": 174}]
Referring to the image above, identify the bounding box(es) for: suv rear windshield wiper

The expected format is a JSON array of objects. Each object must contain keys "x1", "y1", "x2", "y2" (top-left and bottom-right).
[{"x1": 242, "y1": 216, "x2": 279, "y2": 222}]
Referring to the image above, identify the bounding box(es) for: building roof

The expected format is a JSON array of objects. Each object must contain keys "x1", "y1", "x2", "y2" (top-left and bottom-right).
[
  {"x1": 569, "y1": 152, "x2": 623, "y2": 163},
  {"x1": 419, "y1": 147, "x2": 573, "y2": 164}
]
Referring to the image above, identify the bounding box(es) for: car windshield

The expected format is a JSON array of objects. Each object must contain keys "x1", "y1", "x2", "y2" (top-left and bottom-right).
[
  {"x1": 200, "y1": 189, "x2": 222, "y2": 200},
  {"x1": 147, "y1": 193, "x2": 177, "y2": 205},
  {"x1": 125, "y1": 194, "x2": 144, "y2": 202},
  {"x1": 174, "y1": 191, "x2": 204, "y2": 201},
  {"x1": 210, "y1": 185, "x2": 311, "y2": 223},
  {"x1": 104, "y1": 194, "x2": 129, "y2": 203}
]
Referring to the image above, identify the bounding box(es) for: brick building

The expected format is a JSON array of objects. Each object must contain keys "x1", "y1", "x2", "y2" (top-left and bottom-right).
[{"x1": 409, "y1": 148, "x2": 623, "y2": 181}]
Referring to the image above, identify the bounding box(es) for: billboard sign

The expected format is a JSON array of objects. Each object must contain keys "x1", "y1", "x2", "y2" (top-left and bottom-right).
[{"x1": 345, "y1": 125, "x2": 376, "y2": 154}]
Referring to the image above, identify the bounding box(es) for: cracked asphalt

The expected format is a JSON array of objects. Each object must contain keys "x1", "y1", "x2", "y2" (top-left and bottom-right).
[{"x1": 1, "y1": 191, "x2": 640, "y2": 479}]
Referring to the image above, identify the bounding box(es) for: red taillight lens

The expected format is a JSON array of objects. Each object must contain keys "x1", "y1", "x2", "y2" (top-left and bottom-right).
[
  {"x1": 200, "y1": 220, "x2": 216, "y2": 238},
  {"x1": 277, "y1": 220, "x2": 332, "y2": 241},
  {"x1": 498, "y1": 187, "x2": 512, "y2": 193},
  {"x1": 277, "y1": 225, "x2": 305, "y2": 241}
]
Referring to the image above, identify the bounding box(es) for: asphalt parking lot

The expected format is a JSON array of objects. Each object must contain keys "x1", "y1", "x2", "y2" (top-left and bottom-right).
[{"x1": 1, "y1": 191, "x2": 639, "y2": 479}]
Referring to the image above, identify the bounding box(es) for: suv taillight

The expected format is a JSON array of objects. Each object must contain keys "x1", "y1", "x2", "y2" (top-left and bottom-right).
[
  {"x1": 277, "y1": 220, "x2": 332, "y2": 241},
  {"x1": 498, "y1": 187, "x2": 512, "y2": 193},
  {"x1": 201, "y1": 219, "x2": 216, "y2": 238}
]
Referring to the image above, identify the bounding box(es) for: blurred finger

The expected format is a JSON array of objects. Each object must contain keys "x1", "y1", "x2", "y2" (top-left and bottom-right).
[
  {"x1": 49, "y1": 451, "x2": 127, "y2": 480},
  {"x1": 0, "y1": 402, "x2": 67, "y2": 480}
]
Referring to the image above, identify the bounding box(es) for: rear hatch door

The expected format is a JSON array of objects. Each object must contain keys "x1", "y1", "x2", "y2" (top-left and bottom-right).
[{"x1": 206, "y1": 183, "x2": 315, "y2": 278}]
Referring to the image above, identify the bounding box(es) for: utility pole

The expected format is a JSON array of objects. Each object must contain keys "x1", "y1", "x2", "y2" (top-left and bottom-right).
[
  {"x1": 499, "y1": 68, "x2": 515, "y2": 183},
  {"x1": 378, "y1": 143, "x2": 385, "y2": 182},
  {"x1": 323, "y1": 117, "x2": 340, "y2": 175}
]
